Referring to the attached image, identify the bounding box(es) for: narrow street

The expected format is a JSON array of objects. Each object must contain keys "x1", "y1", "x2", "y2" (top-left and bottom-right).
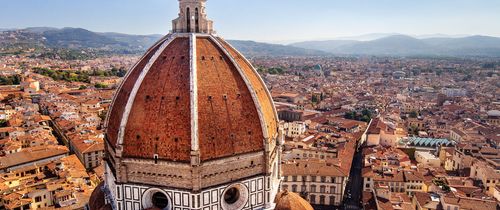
[{"x1": 342, "y1": 146, "x2": 364, "y2": 210}]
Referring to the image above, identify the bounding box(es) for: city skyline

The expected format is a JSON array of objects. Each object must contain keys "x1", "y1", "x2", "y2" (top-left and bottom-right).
[
  {"x1": 1, "y1": 0, "x2": 500, "y2": 210},
  {"x1": 2, "y1": 0, "x2": 500, "y2": 43}
]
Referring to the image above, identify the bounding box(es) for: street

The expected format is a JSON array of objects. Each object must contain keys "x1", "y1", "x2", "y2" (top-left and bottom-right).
[{"x1": 342, "y1": 147, "x2": 364, "y2": 210}]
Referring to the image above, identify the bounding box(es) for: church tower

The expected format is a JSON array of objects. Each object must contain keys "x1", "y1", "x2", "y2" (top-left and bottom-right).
[{"x1": 93, "y1": 0, "x2": 284, "y2": 209}]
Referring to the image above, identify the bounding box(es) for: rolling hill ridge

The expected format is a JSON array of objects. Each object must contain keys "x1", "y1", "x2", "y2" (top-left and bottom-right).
[{"x1": 2, "y1": 27, "x2": 500, "y2": 57}]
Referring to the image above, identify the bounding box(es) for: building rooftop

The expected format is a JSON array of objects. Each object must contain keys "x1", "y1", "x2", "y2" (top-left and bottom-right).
[
  {"x1": 0, "y1": 145, "x2": 69, "y2": 170},
  {"x1": 399, "y1": 137, "x2": 454, "y2": 148}
]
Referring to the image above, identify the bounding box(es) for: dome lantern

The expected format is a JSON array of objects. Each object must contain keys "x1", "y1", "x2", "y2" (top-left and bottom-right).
[{"x1": 172, "y1": 0, "x2": 214, "y2": 34}]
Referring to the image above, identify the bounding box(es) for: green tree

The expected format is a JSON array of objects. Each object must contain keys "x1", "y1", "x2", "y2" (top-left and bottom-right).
[
  {"x1": 362, "y1": 109, "x2": 372, "y2": 118},
  {"x1": 0, "y1": 75, "x2": 21, "y2": 85},
  {"x1": 311, "y1": 94, "x2": 319, "y2": 103},
  {"x1": 361, "y1": 115, "x2": 371, "y2": 123},
  {"x1": 344, "y1": 111, "x2": 356, "y2": 120},
  {"x1": 409, "y1": 110, "x2": 418, "y2": 118},
  {"x1": 94, "y1": 83, "x2": 108, "y2": 89},
  {"x1": 0, "y1": 119, "x2": 8, "y2": 127}
]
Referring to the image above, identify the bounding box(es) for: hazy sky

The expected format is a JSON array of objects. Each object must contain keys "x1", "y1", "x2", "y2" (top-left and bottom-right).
[{"x1": 2, "y1": 0, "x2": 500, "y2": 42}]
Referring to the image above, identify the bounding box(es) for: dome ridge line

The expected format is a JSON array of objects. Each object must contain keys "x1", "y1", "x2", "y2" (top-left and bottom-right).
[
  {"x1": 208, "y1": 35, "x2": 270, "y2": 140},
  {"x1": 116, "y1": 34, "x2": 179, "y2": 153},
  {"x1": 219, "y1": 39, "x2": 280, "y2": 138},
  {"x1": 104, "y1": 35, "x2": 171, "y2": 130},
  {"x1": 189, "y1": 33, "x2": 201, "y2": 166}
]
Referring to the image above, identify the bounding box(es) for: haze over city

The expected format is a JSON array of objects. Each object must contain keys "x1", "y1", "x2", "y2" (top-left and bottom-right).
[{"x1": 2, "y1": 0, "x2": 500, "y2": 42}]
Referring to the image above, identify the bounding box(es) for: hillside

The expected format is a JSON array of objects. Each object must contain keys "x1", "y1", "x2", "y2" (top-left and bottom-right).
[
  {"x1": 290, "y1": 35, "x2": 500, "y2": 57},
  {"x1": 227, "y1": 40, "x2": 327, "y2": 57},
  {"x1": 0, "y1": 27, "x2": 162, "y2": 55},
  {"x1": 0, "y1": 27, "x2": 325, "y2": 58},
  {"x1": 2, "y1": 27, "x2": 500, "y2": 57}
]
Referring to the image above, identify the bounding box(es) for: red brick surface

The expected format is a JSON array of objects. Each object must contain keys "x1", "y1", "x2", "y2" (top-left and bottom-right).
[
  {"x1": 107, "y1": 41, "x2": 163, "y2": 147},
  {"x1": 218, "y1": 37, "x2": 278, "y2": 140},
  {"x1": 196, "y1": 37, "x2": 264, "y2": 161},
  {"x1": 123, "y1": 38, "x2": 192, "y2": 161},
  {"x1": 107, "y1": 36, "x2": 275, "y2": 162}
]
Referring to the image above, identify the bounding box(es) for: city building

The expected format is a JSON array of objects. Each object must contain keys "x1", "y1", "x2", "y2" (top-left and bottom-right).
[
  {"x1": 415, "y1": 151, "x2": 440, "y2": 168},
  {"x1": 282, "y1": 121, "x2": 306, "y2": 138},
  {"x1": 281, "y1": 161, "x2": 349, "y2": 207},
  {"x1": 486, "y1": 110, "x2": 500, "y2": 126},
  {"x1": 366, "y1": 118, "x2": 406, "y2": 147}
]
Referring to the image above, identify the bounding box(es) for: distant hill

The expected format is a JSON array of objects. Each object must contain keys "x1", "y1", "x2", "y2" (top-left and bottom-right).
[
  {"x1": 289, "y1": 35, "x2": 500, "y2": 57},
  {"x1": 100, "y1": 32, "x2": 163, "y2": 50},
  {"x1": 24, "y1": 27, "x2": 59, "y2": 33},
  {"x1": 0, "y1": 27, "x2": 162, "y2": 54},
  {"x1": 42, "y1": 28, "x2": 125, "y2": 49},
  {"x1": 291, "y1": 40, "x2": 358, "y2": 53},
  {"x1": 0, "y1": 27, "x2": 323, "y2": 57},
  {"x1": 421, "y1": 36, "x2": 500, "y2": 56},
  {"x1": 2, "y1": 27, "x2": 500, "y2": 57},
  {"x1": 337, "y1": 35, "x2": 431, "y2": 55},
  {"x1": 227, "y1": 40, "x2": 327, "y2": 57}
]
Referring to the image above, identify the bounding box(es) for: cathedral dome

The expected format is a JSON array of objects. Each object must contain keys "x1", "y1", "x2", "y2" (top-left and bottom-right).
[
  {"x1": 105, "y1": 32, "x2": 278, "y2": 162},
  {"x1": 99, "y1": 1, "x2": 283, "y2": 209},
  {"x1": 274, "y1": 190, "x2": 314, "y2": 210}
]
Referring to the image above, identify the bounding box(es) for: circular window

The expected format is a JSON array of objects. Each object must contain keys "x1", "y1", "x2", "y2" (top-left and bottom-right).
[
  {"x1": 221, "y1": 184, "x2": 248, "y2": 210},
  {"x1": 152, "y1": 192, "x2": 169, "y2": 209},
  {"x1": 223, "y1": 187, "x2": 240, "y2": 204},
  {"x1": 142, "y1": 188, "x2": 171, "y2": 210}
]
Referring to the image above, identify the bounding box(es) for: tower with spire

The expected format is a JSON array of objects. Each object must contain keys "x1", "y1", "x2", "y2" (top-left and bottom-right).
[{"x1": 90, "y1": 0, "x2": 284, "y2": 209}]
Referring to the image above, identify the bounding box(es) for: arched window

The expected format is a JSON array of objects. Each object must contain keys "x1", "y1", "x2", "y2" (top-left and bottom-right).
[
  {"x1": 195, "y1": 7, "x2": 200, "y2": 33},
  {"x1": 319, "y1": 195, "x2": 325, "y2": 205},
  {"x1": 329, "y1": 196, "x2": 335, "y2": 205},
  {"x1": 310, "y1": 185, "x2": 317, "y2": 193},
  {"x1": 186, "y1": 7, "x2": 191, "y2": 32},
  {"x1": 310, "y1": 195, "x2": 316, "y2": 203},
  {"x1": 330, "y1": 186, "x2": 336, "y2": 193},
  {"x1": 320, "y1": 185, "x2": 326, "y2": 193}
]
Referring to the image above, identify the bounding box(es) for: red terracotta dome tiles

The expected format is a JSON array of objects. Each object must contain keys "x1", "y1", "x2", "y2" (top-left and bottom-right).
[
  {"x1": 106, "y1": 35, "x2": 276, "y2": 162},
  {"x1": 216, "y1": 37, "x2": 278, "y2": 140},
  {"x1": 123, "y1": 37, "x2": 191, "y2": 161},
  {"x1": 107, "y1": 41, "x2": 164, "y2": 147},
  {"x1": 196, "y1": 37, "x2": 264, "y2": 161}
]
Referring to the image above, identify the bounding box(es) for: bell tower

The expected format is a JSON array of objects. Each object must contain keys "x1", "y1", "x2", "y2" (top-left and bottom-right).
[{"x1": 172, "y1": 0, "x2": 214, "y2": 34}]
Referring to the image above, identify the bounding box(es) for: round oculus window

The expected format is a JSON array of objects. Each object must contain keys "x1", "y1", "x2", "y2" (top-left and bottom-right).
[
  {"x1": 142, "y1": 188, "x2": 172, "y2": 210},
  {"x1": 152, "y1": 192, "x2": 169, "y2": 209},
  {"x1": 221, "y1": 184, "x2": 249, "y2": 210},
  {"x1": 224, "y1": 187, "x2": 240, "y2": 204}
]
